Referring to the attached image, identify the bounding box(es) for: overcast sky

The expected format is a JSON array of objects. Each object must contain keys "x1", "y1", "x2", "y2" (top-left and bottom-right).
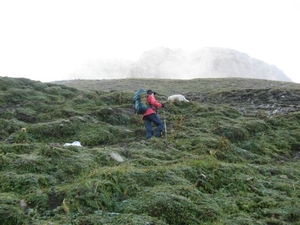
[{"x1": 0, "y1": 0, "x2": 299, "y2": 83}]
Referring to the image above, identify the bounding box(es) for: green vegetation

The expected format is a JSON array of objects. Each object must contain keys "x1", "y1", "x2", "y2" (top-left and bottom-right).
[{"x1": 1, "y1": 76, "x2": 300, "y2": 224}]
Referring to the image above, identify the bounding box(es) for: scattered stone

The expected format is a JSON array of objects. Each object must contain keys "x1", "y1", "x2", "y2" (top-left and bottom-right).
[
  {"x1": 110, "y1": 152, "x2": 124, "y2": 162},
  {"x1": 63, "y1": 141, "x2": 82, "y2": 147},
  {"x1": 279, "y1": 175, "x2": 288, "y2": 179},
  {"x1": 20, "y1": 199, "x2": 27, "y2": 211}
]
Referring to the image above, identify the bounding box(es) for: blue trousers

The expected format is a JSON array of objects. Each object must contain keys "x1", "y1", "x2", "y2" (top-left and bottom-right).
[{"x1": 143, "y1": 113, "x2": 164, "y2": 139}]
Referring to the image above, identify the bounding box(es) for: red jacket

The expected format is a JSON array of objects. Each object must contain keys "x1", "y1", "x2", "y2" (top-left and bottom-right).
[{"x1": 143, "y1": 94, "x2": 163, "y2": 117}]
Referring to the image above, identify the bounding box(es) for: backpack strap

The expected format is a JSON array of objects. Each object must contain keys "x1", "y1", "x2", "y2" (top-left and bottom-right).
[{"x1": 146, "y1": 95, "x2": 157, "y2": 112}]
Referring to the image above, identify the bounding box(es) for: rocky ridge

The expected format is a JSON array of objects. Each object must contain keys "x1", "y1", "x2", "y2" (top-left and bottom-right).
[{"x1": 70, "y1": 47, "x2": 291, "y2": 82}]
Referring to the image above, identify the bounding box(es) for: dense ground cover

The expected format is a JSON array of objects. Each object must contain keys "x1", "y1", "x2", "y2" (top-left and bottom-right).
[{"x1": 0, "y1": 76, "x2": 300, "y2": 224}]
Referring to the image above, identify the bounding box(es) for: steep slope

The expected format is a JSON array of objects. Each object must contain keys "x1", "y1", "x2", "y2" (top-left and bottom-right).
[{"x1": 1, "y1": 77, "x2": 300, "y2": 225}]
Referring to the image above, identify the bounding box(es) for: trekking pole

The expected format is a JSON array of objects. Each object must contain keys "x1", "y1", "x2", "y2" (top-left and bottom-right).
[{"x1": 163, "y1": 108, "x2": 167, "y2": 141}]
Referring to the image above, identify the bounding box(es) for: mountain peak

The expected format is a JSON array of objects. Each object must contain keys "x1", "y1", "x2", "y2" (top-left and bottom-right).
[{"x1": 71, "y1": 47, "x2": 291, "y2": 82}]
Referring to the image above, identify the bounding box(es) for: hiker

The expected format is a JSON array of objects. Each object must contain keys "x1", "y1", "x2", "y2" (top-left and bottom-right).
[{"x1": 143, "y1": 89, "x2": 165, "y2": 139}]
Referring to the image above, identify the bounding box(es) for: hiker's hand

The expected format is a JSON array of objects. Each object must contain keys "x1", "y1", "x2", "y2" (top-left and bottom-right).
[{"x1": 161, "y1": 103, "x2": 165, "y2": 108}]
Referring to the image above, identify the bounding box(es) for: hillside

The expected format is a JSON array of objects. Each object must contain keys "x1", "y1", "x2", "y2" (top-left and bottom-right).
[
  {"x1": 69, "y1": 47, "x2": 291, "y2": 82},
  {"x1": 1, "y1": 76, "x2": 300, "y2": 225}
]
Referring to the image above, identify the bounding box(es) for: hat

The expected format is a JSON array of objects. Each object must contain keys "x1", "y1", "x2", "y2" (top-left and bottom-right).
[{"x1": 147, "y1": 89, "x2": 157, "y2": 95}]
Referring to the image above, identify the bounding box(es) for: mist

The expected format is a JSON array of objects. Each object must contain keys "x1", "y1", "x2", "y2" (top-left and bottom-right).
[{"x1": 67, "y1": 47, "x2": 291, "y2": 82}]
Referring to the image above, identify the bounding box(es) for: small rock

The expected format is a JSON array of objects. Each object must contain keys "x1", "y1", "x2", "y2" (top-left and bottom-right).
[
  {"x1": 110, "y1": 152, "x2": 124, "y2": 162},
  {"x1": 20, "y1": 199, "x2": 27, "y2": 211},
  {"x1": 279, "y1": 175, "x2": 288, "y2": 179}
]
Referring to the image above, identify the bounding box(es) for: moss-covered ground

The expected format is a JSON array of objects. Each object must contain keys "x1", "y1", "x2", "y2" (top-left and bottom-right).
[{"x1": 0, "y1": 76, "x2": 300, "y2": 225}]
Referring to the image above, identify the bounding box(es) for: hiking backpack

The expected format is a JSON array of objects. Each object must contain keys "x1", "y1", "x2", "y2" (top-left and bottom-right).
[{"x1": 133, "y1": 89, "x2": 149, "y2": 114}]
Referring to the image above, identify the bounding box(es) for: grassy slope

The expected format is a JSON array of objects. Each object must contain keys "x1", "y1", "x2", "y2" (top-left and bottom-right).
[{"x1": 0, "y1": 76, "x2": 300, "y2": 225}]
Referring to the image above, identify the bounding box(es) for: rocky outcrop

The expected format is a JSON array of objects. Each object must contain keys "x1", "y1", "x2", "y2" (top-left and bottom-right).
[{"x1": 186, "y1": 87, "x2": 300, "y2": 117}]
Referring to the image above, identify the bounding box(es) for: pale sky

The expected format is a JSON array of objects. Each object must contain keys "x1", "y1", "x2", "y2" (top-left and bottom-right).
[{"x1": 0, "y1": 0, "x2": 299, "y2": 83}]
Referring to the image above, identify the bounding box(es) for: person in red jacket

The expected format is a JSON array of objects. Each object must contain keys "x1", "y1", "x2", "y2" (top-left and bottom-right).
[{"x1": 143, "y1": 89, "x2": 165, "y2": 139}]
